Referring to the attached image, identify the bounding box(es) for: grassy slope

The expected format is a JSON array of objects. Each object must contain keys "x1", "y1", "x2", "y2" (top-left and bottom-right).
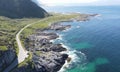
[{"x1": 0, "y1": 16, "x2": 40, "y2": 54}]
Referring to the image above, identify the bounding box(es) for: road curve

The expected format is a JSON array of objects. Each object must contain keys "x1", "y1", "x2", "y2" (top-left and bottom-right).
[{"x1": 3, "y1": 20, "x2": 43, "y2": 72}]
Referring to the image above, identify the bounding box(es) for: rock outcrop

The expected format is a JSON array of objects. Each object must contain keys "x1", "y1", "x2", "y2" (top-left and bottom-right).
[
  {"x1": 0, "y1": 50, "x2": 16, "y2": 71},
  {"x1": 13, "y1": 23, "x2": 70, "y2": 72},
  {"x1": 33, "y1": 51, "x2": 68, "y2": 72},
  {"x1": 25, "y1": 31, "x2": 68, "y2": 72}
]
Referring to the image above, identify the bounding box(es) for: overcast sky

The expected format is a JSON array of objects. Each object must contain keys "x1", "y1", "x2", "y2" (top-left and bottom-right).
[{"x1": 33, "y1": 0, "x2": 120, "y2": 6}]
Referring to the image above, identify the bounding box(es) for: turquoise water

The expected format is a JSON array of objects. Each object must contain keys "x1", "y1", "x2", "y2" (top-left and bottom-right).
[{"x1": 44, "y1": 6, "x2": 120, "y2": 72}]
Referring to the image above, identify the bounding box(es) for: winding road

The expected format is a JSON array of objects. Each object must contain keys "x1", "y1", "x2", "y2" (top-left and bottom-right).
[{"x1": 3, "y1": 20, "x2": 43, "y2": 72}]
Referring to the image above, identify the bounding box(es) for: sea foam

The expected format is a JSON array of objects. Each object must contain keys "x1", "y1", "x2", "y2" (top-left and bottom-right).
[{"x1": 58, "y1": 44, "x2": 87, "y2": 72}]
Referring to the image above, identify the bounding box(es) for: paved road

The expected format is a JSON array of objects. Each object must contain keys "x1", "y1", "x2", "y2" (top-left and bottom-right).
[{"x1": 3, "y1": 20, "x2": 43, "y2": 72}]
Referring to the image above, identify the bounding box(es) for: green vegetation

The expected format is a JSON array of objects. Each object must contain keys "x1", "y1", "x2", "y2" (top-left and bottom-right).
[
  {"x1": 35, "y1": 51, "x2": 43, "y2": 56},
  {"x1": 21, "y1": 13, "x2": 80, "y2": 40},
  {"x1": 0, "y1": 45, "x2": 8, "y2": 59},
  {"x1": 0, "y1": 46, "x2": 7, "y2": 51},
  {"x1": 0, "y1": 16, "x2": 40, "y2": 53}
]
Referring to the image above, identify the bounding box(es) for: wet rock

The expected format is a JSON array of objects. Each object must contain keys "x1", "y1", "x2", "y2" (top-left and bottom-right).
[{"x1": 67, "y1": 57, "x2": 72, "y2": 63}]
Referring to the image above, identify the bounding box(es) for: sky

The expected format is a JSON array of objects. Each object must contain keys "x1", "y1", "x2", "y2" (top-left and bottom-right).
[{"x1": 33, "y1": 0, "x2": 120, "y2": 6}]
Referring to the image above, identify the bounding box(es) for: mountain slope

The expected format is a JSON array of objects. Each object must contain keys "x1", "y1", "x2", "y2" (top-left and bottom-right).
[{"x1": 0, "y1": 0, "x2": 48, "y2": 18}]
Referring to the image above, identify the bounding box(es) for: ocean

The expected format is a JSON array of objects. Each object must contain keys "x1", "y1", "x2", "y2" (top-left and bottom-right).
[{"x1": 44, "y1": 6, "x2": 120, "y2": 72}]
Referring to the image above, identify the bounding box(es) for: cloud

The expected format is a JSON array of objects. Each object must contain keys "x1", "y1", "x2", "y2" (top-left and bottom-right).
[
  {"x1": 32, "y1": 0, "x2": 120, "y2": 6},
  {"x1": 36, "y1": 0, "x2": 99, "y2": 6}
]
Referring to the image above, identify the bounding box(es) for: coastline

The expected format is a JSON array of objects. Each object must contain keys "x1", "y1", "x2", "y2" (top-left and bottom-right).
[
  {"x1": 51, "y1": 14, "x2": 98, "y2": 72},
  {"x1": 48, "y1": 15, "x2": 97, "y2": 72},
  {"x1": 53, "y1": 24, "x2": 83, "y2": 72},
  {"x1": 39, "y1": 13, "x2": 97, "y2": 72},
  {"x1": 12, "y1": 13, "x2": 98, "y2": 72}
]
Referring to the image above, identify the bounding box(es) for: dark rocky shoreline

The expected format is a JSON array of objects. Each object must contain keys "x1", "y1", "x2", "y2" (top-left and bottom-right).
[
  {"x1": 13, "y1": 23, "x2": 72, "y2": 72},
  {"x1": 12, "y1": 13, "x2": 98, "y2": 72},
  {"x1": 26, "y1": 23, "x2": 71, "y2": 72}
]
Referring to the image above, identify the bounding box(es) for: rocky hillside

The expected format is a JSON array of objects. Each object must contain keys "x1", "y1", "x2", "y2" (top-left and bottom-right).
[{"x1": 0, "y1": 0, "x2": 48, "y2": 18}]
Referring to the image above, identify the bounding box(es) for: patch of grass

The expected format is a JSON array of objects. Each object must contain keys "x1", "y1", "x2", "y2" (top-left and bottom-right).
[
  {"x1": 0, "y1": 46, "x2": 8, "y2": 51},
  {"x1": 35, "y1": 51, "x2": 42, "y2": 56}
]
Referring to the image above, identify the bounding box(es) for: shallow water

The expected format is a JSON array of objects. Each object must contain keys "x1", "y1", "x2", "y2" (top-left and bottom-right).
[{"x1": 44, "y1": 6, "x2": 120, "y2": 72}]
